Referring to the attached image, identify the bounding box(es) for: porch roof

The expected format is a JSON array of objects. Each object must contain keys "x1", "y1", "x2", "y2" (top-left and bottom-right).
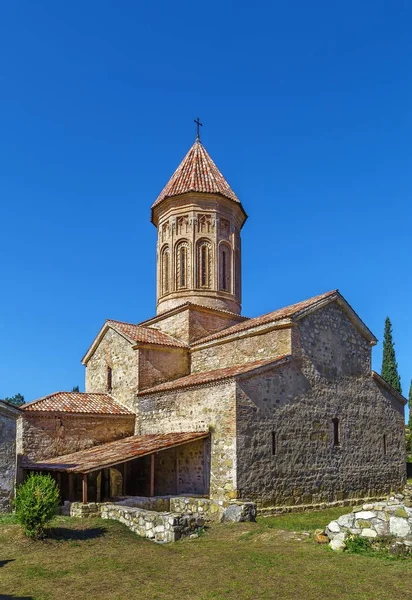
[{"x1": 22, "y1": 431, "x2": 209, "y2": 474}]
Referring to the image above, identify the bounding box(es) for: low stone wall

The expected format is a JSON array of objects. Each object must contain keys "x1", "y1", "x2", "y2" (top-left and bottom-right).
[
  {"x1": 325, "y1": 496, "x2": 412, "y2": 551},
  {"x1": 70, "y1": 496, "x2": 257, "y2": 542},
  {"x1": 101, "y1": 504, "x2": 204, "y2": 543},
  {"x1": 114, "y1": 496, "x2": 171, "y2": 512},
  {"x1": 170, "y1": 497, "x2": 256, "y2": 523},
  {"x1": 70, "y1": 502, "x2": 101, "y2": 518}
]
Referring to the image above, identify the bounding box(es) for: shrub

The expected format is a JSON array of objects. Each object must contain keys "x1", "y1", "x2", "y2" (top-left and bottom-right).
[
  {"x1": 14, "y1": 473, "x2": 60, "y2": 539},
  {"x1": 345, "y1": 534, "x2": 372, "y2": 554}
]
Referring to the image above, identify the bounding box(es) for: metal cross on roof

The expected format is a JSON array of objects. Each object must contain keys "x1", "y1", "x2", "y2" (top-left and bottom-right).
[{"x1": 194, "y1": 117, "x2": 203, "y2": 140}]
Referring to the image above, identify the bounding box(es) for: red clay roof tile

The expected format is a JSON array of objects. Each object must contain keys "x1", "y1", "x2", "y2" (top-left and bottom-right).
[
  {"x1": 22, "y1": 431, "x2": 209, "y2": 473},
  {"x1": 22, "y1": 392, "x2": 133, "y2": 415},
  {"x1": 152, "y1": 139, "x2": 241, "y2": 208},
  {"x1": 193, "y1": 290, "x2": 339, "y2": 345},
  {"x1": 138, "y1": 355, "x2": 291, "y2": 395},
  {"x1": 107, "y1": 320, "x2": 187, "y2": 348}
]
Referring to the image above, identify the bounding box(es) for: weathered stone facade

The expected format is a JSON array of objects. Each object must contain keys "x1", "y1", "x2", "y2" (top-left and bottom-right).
[
  {"x1": 136, "y1": 382, "x2": 236, "y2": 500},
  {"x1": 191, "y1": 325, "x2": 291, "y2": 373},
  {"x1": 235, "y1": 304, "x2": 405, "y2": 507},
  {"x1": 0, "y1": 402, "x2": 20, "y2": 512}
]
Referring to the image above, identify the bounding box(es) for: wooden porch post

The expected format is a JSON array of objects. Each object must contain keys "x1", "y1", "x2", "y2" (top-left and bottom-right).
[
  {"x1": 123, "y1": 462, "x2": 127, "y2": 496},
  {"x1": 203, "y1": 437, "x2": 209, "y2": 494},
  {"x1": 150, "y1": 454, "x2": 155, "y2": 497},
  {"x1": 175, "y1": 447, "x2": 180, "y2": 495},
  {"x1": 68, "y1": 473, "x2": 74, "y2": 502},
  {"x1": 82, "y1": 473, "x2": 88, "y2": 504}
]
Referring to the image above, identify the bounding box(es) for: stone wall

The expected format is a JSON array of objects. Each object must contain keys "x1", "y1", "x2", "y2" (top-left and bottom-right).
[
  {"x1": 295, "y1": 302, "x2": 372, "y2": 378},
  {"x1": 235, "y1": 306, "x2": 405, "y2": 508},
  {"x1": 139, "y1": 346, "x2": 189, "y2": 390},
  {"x1": 135, "y1": 381, "x2": 237, "y2": 500},
  {"x1": 85, "y1": 328, "x2": 139, "y2": 409},
  {"x1": 170, "y1": 496, "x2": 256, "y2": 523},
  {"x1": 147, "y1": 305, "x2": 245, "y2": 344},
  {"x1": 154, "y1": 439, "x2": 206, "y2": 495},
  {"x1": 0, "y1": 403, "x2": 19, "y2": 512},
  {"x1": 188, "y1": 307, "x2": 245, "y2": 344},
  {"x1": 101, "y1": 503, "x2": 204, "y2": 543},
  {"x1": 190, "y1": 326, "x2": 291, "y2": 374},
  {"x1": 19, "y1": 413, "x2": 135, "y2": 462}
]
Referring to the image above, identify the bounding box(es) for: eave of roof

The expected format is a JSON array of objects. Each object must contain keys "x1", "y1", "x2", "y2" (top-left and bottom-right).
[
  {"x1": 371, "y1": 371, "x2": 407, "y2": 406},
  {"x1": 22, "y1": 431, "x2": 209, "y2": 474},
  {"x1": 138, "y1": 355, "x2": 291, "y2": 396}
]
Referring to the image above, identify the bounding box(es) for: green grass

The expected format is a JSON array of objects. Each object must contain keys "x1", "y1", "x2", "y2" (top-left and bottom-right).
[{"x1": 1, "y1": 509, "x2": 412, "y2": 600}]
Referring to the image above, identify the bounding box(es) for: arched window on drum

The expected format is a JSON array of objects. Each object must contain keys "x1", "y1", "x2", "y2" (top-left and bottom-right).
[
  {"x1": 197, "y1": 240, "x2": 212, "y2": 288},
  {"x1": 160, "y1": 246, "x2": 170, "y2": 295},
  {"x1": 219, "y1": 243, "x2": 232, "y2": 292},
  {"x1": 175, "y1": 241, "x2": 189, "y2": 289}
]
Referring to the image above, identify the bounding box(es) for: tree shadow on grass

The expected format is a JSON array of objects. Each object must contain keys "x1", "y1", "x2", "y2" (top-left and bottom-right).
[
  {"x1": 0, "y1": 560, "x2": 15, "y2": 568},
  {"x1": 0, "y1": 596, "x2": 34, "y2": 599},
  {"x1": 46, "y1": 526, "x2": 107, "y2": 541}
]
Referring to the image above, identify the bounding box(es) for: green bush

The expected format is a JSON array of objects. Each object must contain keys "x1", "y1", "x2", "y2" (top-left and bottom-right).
[
  {"x1": 14, "y1": 473, "x2": 60, "y2": 539},
  {"x1": 345, "y1": 534, "x2": 372, "y2": 554}
]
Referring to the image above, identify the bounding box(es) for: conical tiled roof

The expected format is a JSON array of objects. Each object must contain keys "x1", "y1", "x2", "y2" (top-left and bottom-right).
[{"x1": 152, "y1": 139, "x2": 240, "y2": 209}]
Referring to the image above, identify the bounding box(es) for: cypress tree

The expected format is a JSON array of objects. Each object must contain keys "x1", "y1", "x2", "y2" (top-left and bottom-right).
[
  {"x1": 381, "y1": 317, "x2": 402, "y2": 393},
  {"x1": 409, "y1": 380, "x2": 412, "y2": 430}
]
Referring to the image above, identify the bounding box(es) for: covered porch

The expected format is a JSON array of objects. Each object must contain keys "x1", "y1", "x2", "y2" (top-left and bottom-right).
[{"x1": 22, "y1": 431, "x2": 210, "y2": 504}]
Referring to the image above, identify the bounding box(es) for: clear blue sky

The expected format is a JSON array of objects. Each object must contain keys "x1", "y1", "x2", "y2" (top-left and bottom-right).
[{"x1": 0, "y1": 1, "x2": 411, "y2": 415}]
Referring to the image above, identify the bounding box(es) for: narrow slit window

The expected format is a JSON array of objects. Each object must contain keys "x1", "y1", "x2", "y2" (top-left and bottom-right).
[
  {"x1": 332, "y1": 418, "x2": 340, "y2": 446},
  {"x1": 163, "y1": 251, "x2": 169, "y2": 293},
  {"x1": 107, "y1": 367, "x2": 113, "y2": 392},
  {"x1": 271, "y1": 432, "x2": 276, "y2": 455},
  {"x1": 180, "y1": 246, "x2": 186, "y2": 288},
  {"x1": 383, "y1": 434, "x2": 387, "y2": 455},
  {"x1": 222, "y1": 250, "x2": 227, "y2": 290},
  {"x1": 201, "y1": 245, "x2": 207, "y2": 286}
]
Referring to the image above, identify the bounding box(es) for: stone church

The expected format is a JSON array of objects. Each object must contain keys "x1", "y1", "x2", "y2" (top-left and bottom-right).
[{"x1": 0, "y1": 133, "x2": 406, "y2": 513}]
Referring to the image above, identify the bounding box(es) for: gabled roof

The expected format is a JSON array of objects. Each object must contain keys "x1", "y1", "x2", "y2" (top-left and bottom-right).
[
  {"x1": 152, "y1": 139, "x2": 242, "y2": 209},
  {"x1": 82, "y1": 319, "x2": 187, "y2": 365},
  {"x1": 22, "y1": 431, "x2": 209, "y2": 473},
  {"x1": 138, "y1": 355, "x2": 291, "y2": 396},
  {"x1": 192, "y1": 290, "x2": 377, "y2": 346},
  {"x1": 22, "y1": 392, "x2": 134, "y2": 416}
]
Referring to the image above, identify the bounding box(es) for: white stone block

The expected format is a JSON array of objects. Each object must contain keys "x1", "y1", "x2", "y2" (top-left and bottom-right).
[
  {"x1": 355, "y1": 511, "x2": 376, "y2": 520},
  {"x1": 330, "y1": 538, "x2": 345, "y2": 551},
  {"x1": 360, "y1": 528, "x2": 377, "y2": 538},
  {"x1": 389, "y1": 517, "x2": 411, "y2": 538},
  {"x1": 327, "y1": 520, "x2": 340, "y2": 533}
]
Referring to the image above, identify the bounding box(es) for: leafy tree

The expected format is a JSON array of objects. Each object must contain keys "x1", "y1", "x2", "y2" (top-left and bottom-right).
[
  {"x1": 14, "y1": 473, "x2": 60, "y2": 539},
  {"x1": 3, "y1": 393, "x2": 25, "y2": 407},
  {"x1": 381, "y1": 317, "x2": 402, "y2": 393},
  {"x1": 71, "y1": 386, "x2": 80, "y2": 393}
]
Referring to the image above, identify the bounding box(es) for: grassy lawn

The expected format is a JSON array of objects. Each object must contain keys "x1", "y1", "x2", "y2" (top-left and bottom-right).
[{"x1": 1, "y1": 507, "x2": 412, "y2": 600}]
